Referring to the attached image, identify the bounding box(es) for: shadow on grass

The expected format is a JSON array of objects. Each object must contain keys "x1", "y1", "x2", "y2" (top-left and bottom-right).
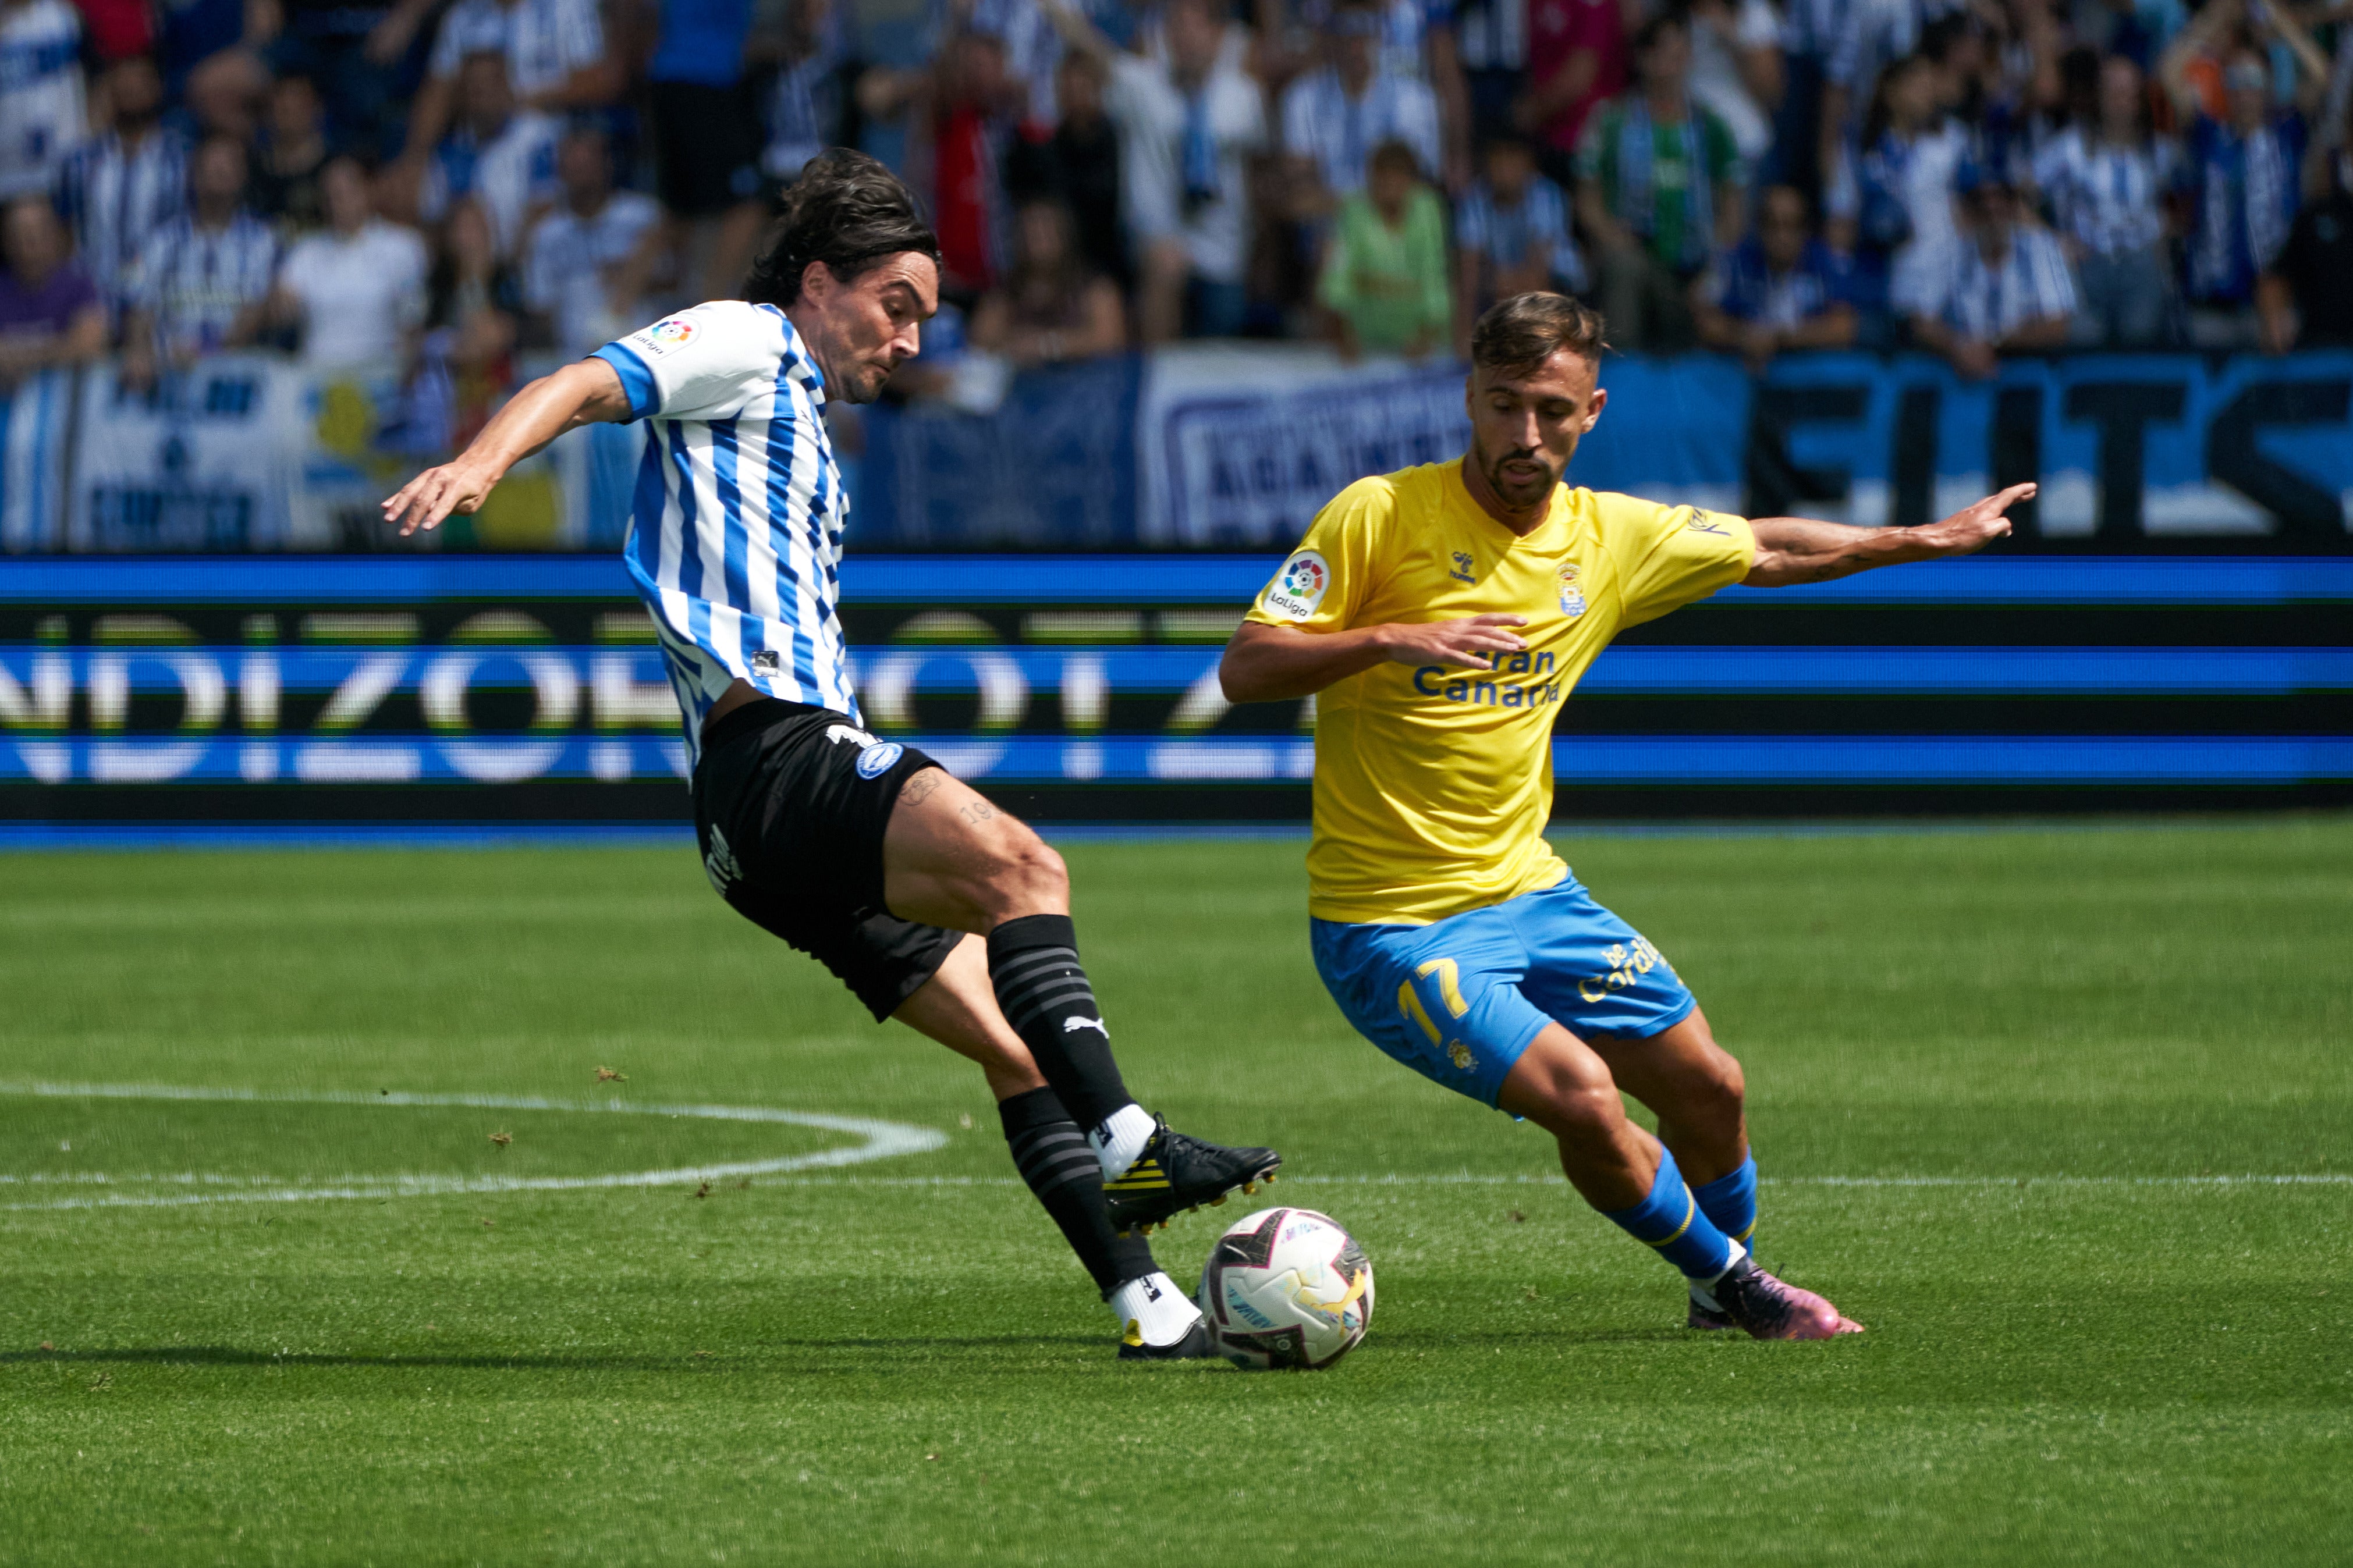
[
  {"x1": 1376, "y1": 1327, "x2": 1699, "y2": 1347},
  {"x1": 3, "y1": 1334, "x2": 1104, "y2": 1373},
  {"x1": 3, "y1": 1345, "x2": 690, "y2": 1371}
]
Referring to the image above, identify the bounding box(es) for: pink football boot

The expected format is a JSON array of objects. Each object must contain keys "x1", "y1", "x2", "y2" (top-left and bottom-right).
[{"x1": 1710, "y1": 1258, "x2": 1865, "y2": 1339}]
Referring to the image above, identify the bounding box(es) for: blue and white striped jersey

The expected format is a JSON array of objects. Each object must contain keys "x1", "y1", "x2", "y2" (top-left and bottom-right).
[
  {"x1": 429, "y1": 0, "x2": 606, "y2": 99},
  {"x1": 1897, "y1": 225, "x2": 2078, "y2": 342},
  {"x1": 2031, "y1": 127, "x2": 2178, "y2": 257},
  {"x1": 127, "y1": 213, "x2": 280, "y2": 357},
  {"x1": 1455, "y1": 173, "x2": 1589, "y2": 293},
  {"x1": 1450, "y1": 0, "x2": 1527, "y2": 73},
  {"x1": 592, "y1": 301, "x2": 857, "y2": 770},
  {"x1": 56, "y1": 127, "x2": 190, "y2": 308},
  {"x1": 1280, "y1": 66, "x2": 1444, "y2": 197},
  {"x1": 0, "y1": 0, "x2": 83, "y2": 198}
]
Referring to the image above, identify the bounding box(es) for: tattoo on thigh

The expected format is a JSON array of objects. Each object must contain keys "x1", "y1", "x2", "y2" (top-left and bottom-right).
[{"x1": 899, "y1": 768, "x2": 945, "y2": 806}]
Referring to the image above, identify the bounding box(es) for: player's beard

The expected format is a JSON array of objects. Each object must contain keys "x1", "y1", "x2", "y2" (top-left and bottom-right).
[{"x1": 1475, "y1": 439, "x2": 1560, "y2": 512}]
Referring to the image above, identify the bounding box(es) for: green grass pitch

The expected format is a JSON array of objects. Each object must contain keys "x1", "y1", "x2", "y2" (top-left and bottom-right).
[{"x1": 2, "y1": 818, "x2": 2348, "y2": 1565}]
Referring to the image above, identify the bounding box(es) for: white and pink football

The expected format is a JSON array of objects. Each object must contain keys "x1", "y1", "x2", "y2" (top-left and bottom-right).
[{"x1": 1196, "y1": 1207, "x2": 1375, "y2": 1370}]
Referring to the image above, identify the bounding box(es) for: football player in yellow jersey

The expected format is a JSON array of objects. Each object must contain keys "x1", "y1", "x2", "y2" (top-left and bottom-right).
[{"x1": 1219, "y1": 293, "x2": 2031, "y2": 1341}]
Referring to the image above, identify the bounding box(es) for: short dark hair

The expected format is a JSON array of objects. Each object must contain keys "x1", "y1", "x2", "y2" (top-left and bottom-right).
[
  {"x1": 1470, "y1": 292, "x2": 1607, "y2": 376},
  {"x1": 1631, "y1": 12, "x2": 1686, "y2": 55},
  {"x1": 1368, "y1": 138, "x2": 1421, "y2": 181},
  {"x1": 746, "y1": 149, "x2": 942, "y2": 308}
]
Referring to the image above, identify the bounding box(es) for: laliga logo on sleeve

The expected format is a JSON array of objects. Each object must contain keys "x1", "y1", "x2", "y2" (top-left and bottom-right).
[
  {"x1": 855, "y1": 741, "x2": 906, "y2": 779},
  {"x1": 1262, "y1": 550, "x2": 1330, "y2": 621},
  {"x1": 631, "y1": 317, "x2": 700, "y2": 358}
]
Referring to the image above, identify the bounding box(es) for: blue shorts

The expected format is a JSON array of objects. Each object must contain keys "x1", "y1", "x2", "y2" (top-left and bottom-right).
[{"x1": 1310, "y1": 878, "x2": 1697, "y2": 1108}]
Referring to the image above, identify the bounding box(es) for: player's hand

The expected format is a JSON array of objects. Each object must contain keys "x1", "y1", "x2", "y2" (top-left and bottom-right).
[
  {"x1": 1375, "y1": 614, "x2": 1529, "y2": 671},
  {"x1": 1911, "y1": 483, "x2": 2031, "y2": 559},
  {"x1": 382, "y1": 459, "x2": 501, "y2": 536}
]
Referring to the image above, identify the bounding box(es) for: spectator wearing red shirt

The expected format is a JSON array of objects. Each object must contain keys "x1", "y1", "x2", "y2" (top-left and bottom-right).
[
  {"x1": 1514, "y1": 0, "x2": 1630, "y2": 184},
  {"x1": 932, "y1": 30, "x2": 1020, "y2": 297},
  {"x1": 70, "y1": 0, "x2": 150, "y2": 61}
]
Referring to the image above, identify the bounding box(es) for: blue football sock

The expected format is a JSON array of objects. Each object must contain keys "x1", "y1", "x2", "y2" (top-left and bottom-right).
[
  {"x1": 1694, "y1": 1153, "x2": 1758, "y2": 1249},
  {"x1": 1599, "y1": 1146, "x2": 1740, "y2": 1283}
]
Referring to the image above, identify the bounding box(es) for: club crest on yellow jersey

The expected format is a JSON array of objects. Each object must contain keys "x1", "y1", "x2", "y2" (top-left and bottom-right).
[{"x1": 1557, "y1": 563, "x2": 1586, "y2": 617}]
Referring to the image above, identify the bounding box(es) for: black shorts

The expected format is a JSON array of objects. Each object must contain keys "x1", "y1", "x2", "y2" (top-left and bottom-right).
[
  {"x1": 691, "y1": 699, "x2": 962, "y2": 1021},
  {"x1": 649, "y1": 79, "x2": 766, "y2": 217}
]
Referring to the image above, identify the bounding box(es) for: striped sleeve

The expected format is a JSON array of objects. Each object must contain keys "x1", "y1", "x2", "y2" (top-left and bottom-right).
[
  {"x1": 2027, "y1": 230, "x2": 2077, "y2": 320},
  {"x1": 553, "y1": 0, "x2": 604, "y2": 71},
  {"x1": 1454, "y1": 189, "x2": 1490, "y2": 254},
  {"x1": 428, "y1": 0, "x2": 488, "y2": 79}
]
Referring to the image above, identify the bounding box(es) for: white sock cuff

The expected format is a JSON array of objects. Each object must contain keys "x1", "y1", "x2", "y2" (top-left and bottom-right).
[
  {"x1": 1696, "y1": 1239, "x2": 1749, "y2": 1299},
  {"x1": 1087, "y1": 1102, "x2": 1155, "y2": 1181},
  {"x1": 1108, "y1": 1271, "x2": 1200, "y2": 1347}
]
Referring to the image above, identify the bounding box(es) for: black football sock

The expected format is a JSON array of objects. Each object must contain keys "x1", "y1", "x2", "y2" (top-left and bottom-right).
[
  {"x1": 999, "y1": 1087, "x2": 1155, "y2": 1297},
  {"x1": 985, "y1": 913, "x2": 1135, "y2": 1133}
]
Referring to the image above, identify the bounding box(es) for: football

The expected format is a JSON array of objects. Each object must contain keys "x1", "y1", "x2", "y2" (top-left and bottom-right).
[{"x1": 1196, "y1": 1207, "x2": 1375, "y2": 1370}]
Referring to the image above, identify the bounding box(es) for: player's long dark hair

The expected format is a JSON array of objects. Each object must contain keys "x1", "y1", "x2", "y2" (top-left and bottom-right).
[{"x1": 744, "y1": 149, "x2": 942, "y2": 307}]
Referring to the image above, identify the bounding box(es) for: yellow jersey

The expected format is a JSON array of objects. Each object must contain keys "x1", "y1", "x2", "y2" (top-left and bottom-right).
[{"x1": 1245, "y1": 459, "x2": 1755, "y2": 925}]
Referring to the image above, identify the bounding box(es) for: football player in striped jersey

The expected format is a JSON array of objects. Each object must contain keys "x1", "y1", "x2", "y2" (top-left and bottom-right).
[{"x1": 385, "y1": 150, "x2": 1278, "y2": 1360}]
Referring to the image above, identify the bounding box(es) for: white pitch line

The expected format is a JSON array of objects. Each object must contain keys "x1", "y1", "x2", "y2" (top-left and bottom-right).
[
  {"x1": 583, "y1": 1171, "x2": 2353, "y2": 1190},
  {"x1": 0, "y1": 1082, "x2": 946, "y2": 1212},
  {"x1": 1280, "y1": 1172, "x2": 2353, "y2": 1189},
  {"x1": 4, "y1": 1082, "x2": 2344, "y2": 1210}
]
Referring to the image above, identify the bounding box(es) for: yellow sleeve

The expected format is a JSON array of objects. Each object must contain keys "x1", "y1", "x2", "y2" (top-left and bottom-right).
[
  {"x1": 1614, "y1": 502, "x2": 1756, "y2": 627},
  {"x1": 1243, "y1": 476, "x2": 1395, "y2": 632}
]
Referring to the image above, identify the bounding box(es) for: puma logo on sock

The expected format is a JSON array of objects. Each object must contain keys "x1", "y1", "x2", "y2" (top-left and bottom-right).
[{"x1": 1063, "y1": 1016, "x2": 1109, "y2": 1037}]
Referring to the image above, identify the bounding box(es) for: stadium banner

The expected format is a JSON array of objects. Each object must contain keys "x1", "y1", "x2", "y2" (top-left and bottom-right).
[
  {"x1": 3, "y1": 356, "x2": 621, "y2": 556},
  {"x1": 0, "y1": 349, "x2": 2347, "y2": 552},
  {"x1": 1130, "y1": 344, "x2": 1747, "y2": 546},
  {"x1": 1129, "y1": 347, "x2": 2353, "y2": 547},
  {"x1": 3, "y1": 554, "x2": 2350, "y2": 837}
]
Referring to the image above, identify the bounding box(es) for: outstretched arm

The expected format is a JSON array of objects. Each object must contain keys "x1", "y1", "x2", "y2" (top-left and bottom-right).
[
  {"x1": 1036, "y1": 0, "x2": 1115, "y2": 61},
  {"x1": 1742, "y1": 483, "x2": 2031, "y2": 586},
  {"x1": 1220, "y1": 614, "x2": 1530, "y2": 704},
  {"x1": 381, "y1": 358, "x2": 631, "y2": 535}
]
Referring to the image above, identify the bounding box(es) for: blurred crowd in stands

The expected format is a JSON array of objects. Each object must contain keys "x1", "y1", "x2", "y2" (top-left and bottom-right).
[{"x1": 0, "y1": 0, "x2": 2346, "y2": 422}]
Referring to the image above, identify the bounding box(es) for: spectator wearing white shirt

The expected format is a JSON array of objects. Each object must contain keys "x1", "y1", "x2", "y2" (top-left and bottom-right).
[
  {"x1": 1280, "y1": 2, "x2": 1443, "y2": 210},
  {"x1": 2030, "y1": 55, "x2": 2179, "y2": 347},
  {"x1": 522, "y1": 123, "x2": 662, "y2": 358},
  {"x1": 1045, "y1": 0, "x2": 1268, "y2": 343},
  {"x1": 1686, "y1": 0, "x2": 1783, "y2": 165},
  {"x1": 419, "y1": 51, "x2": 563, "y2": 261},
  {"x1": 1902, "y1": 170, "x2": 2076, "y2": 379},
  {"x1": 0, "y1": 0, "x2": 83, "y2": 198},
  {"x1": 54, "y1": 55, "x2": 190, "y2": 314},
  {"x1": 267, "y1": 155, "x2": 430, "y2": 370},
  {"x1": 121, "y1": 136, "x2": 281, "y2": 388},
  {"x1": 1454, "y1": 133, "x2": 1588, "y2": 324},
  {"x1": 402, "y1": 0, "x2": 614, "y2": 164}
]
